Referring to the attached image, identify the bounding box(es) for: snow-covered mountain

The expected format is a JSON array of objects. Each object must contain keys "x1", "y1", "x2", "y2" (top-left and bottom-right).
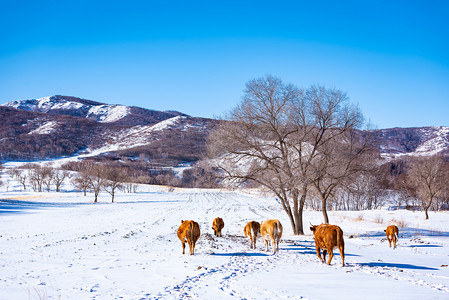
[
  {"x1": 0, "y1": 96, "x2": 217, "y2": 164},
  {"x1": 1, "y1": 95, "x2": 186, "y2": 125},
  {"x1": 372, "y1": 126, "x2": 449, "y2": 158},
  {"x1": 1, "y1": 95, "x2": 448, "y2": 164}
]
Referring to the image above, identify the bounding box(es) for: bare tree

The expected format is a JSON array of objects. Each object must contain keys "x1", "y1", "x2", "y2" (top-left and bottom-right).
[
  {"x1": 72, "y1": 172, "x2": 91, "y2": 196},
  {"x1": 311, "y1": 128, "x2": 373, "y2": 223},
  {"x1": 8, "y1": 168, "x2": 27, "y2": 190},
  {"x1": 25, "y1": 164, "x2": 45, "y2": 192},
  {"x1": 41, "y1": 166, "x2": 54, "y2": 192},
  {"x1": 84, "y1": 164, "x2": 107, "y2": 203},
  {"x1": 407, "y1": 155, "x2": 448, "y2": 219},
  {"x1": 53, "y1": 169, "x2": 70, "y2": 192},
  {"x1": 102, "y1": 164, "x2": 127, "y2": 203},
  {"x1": 208, "y1": 76, "x2": 365, "y2": 234}
]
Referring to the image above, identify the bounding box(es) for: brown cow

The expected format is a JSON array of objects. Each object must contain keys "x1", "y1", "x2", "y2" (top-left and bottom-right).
[
  {"x1": 310, "y1": 224, "x2": 345, "y2": 267},
  {"x1": 384, "y1": 225, "x2": 399, "y2": 249},
  {"x1": 177, "y1": 220, "x2": 201, "y2": 255},
  {"x1": 212, "y1": 217, "x2": 224, "y2": 237},
  {"x1": 260, "y1": 219, "x2": 283, "y2": 254},
  {"x1": 244, "y1": 221, "x2": 261, "y2": 249}
]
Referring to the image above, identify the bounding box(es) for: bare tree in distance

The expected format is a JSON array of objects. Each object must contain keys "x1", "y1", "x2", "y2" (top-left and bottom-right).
[
  {"x1": 406, "y1": 155, "x2": 448, "y2": 219},
  {"x1": 102, "y1": 164, "x2": 127, "y2": 203},
  {"x1": 8, "y1": 168, "x2": 27, "y2": 190},
  {"x1": 53, "y1": 169, "x2": 71, "y2": 192},
  {"x1": 72, "y1": 172, "x2": 91, "y2": 196},
  {"x1": 25, "y1": 164, "x2": 45, "y2": 192},
  {"x1": 41, "y1": 166, "x2": 54, "y2": 192},
  {"x1": 84, "y1": 163, "x2": 107, "y2": 203},
  {"x1": 311, "y1": 127, "x2": 375, "y2": 223},
  {"x1": 208, "y1": 75, "x2": 365, "y2": 235}
]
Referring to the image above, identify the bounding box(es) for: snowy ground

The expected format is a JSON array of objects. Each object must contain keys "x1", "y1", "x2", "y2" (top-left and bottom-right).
[{"x1": 1, "y1": 185, "x2": 449, "y2": 299}]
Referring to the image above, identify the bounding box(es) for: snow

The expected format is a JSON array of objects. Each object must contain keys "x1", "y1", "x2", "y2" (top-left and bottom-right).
[
  {"x1": 28, "y1": 121, "x2": 59, "y2": 135},
  {"x1": 2, "y1": 96, "x2": 131, "y2": 123},
  {"x1": 414, "y1": 127, "x2": 449, "y2": 156},
  {"x1": 1, "y1": 179, "x2": 448, "y2": 299},
  {"x1": 84, "y1": 115, "x2": 183, "y2": 153},
  {"x1": 0, "y1": 116, "x2": 185, "y2": 170},
  {"x1": 87, "y1": 105, "x2": 130, "y2": 123}
]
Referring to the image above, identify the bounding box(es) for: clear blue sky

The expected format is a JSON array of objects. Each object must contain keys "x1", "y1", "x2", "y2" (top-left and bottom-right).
[{"x1": 1, "y1": 0, "x2": 448, "y2": 129}]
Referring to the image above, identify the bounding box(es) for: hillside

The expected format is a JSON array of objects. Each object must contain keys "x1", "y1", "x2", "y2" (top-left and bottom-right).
[
  {"x1": 1, "y1": 95, "x2": 187, "y2": 126},
  {"x1": 0, "y1": 96, "x2": 217, "y2": 164},
  {"x1": 1, "y1": 95, "x2": 448, "y2": 165}
]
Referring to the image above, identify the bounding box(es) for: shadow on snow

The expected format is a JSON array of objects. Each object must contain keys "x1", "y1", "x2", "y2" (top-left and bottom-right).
[
  {"x1": 359, "y1": 228, "x2": 449, "y2": 238},
  {"x1": 358, "y1": 262, "x2": 438, "y2": 270},
  {"x1": 211, "y1": 252, "x2": 270, "y2": 257},
  {"x1": 281, "y1": 244, "x2": 360, "y2": 257},
  {"x1": 0, "y1": 198, "x2": 183, "y2": 215}
]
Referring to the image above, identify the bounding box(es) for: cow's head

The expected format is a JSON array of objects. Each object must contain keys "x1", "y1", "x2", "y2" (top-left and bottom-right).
[
  {"x1": 181, "y1": 220, "x2": 185, "y2": 224},
  {"x1": 310, "y1": 222, "x2": 317, "y2": 232}
]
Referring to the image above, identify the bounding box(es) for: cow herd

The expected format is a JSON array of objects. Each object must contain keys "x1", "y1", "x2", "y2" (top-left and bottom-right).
[{"x1": 177, "y1": 218, "x2": 399, "y2": 267}]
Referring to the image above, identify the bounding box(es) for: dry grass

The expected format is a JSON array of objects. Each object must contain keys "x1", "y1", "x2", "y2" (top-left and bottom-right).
[
  {"x1": 392, "y1": 218, "x2": 407, "y2": 228},
  {"x1": 374, "y1": 215, "x2": 384, "y2": 224},
  {"x1": 355, "y1": 214, "x2": 364, "y2": 221}
]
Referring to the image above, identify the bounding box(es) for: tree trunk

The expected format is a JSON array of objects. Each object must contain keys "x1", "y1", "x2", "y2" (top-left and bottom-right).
[
  {"x1": 286, "y1": 210, "x2": 297, "y2": 235},
  {"x1": 293, "y1": 194, "x2": 307, "y2": 235},
  {"x1": 424, "y1": 197, "x2": 432, "y2": 220},
  {"x1": 322, "y1": 196, "x2": 329, "y2": 224}
]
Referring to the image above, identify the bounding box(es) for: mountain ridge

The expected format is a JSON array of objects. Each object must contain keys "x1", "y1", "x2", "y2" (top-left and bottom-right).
[{"x1": 1, "y1": 95, "x2": 448, "y2": 164}]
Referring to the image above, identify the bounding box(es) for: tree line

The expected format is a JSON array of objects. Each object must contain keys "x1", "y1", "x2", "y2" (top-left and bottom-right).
[{"x1": 207, "y1": 75, "x2": 449, "y2": 234}]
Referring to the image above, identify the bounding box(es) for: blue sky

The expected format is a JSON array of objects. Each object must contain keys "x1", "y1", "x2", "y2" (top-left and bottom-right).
[{"x1": 1, "y1": 0, "x2": 448, "y2": 129}]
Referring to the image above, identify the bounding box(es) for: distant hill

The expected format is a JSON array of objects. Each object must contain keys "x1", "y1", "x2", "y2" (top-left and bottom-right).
[
  {"x1": 1, "y1": 95, "x2": 448, "y2": 165},
  {"x1": 2, "y1": 95, "x2": 187, "y2": 126},
  {"x1": 0, "y1": 96, "x2": 217, "y2": 164}
]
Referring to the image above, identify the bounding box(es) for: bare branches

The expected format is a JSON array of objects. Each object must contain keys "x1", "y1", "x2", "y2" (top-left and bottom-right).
[
  {"x1": 406, "y1": 155, "x2": 448, "y2": 219},
  {"x1": 208, "y1": 75, "x2": 366, "y2": 234}
]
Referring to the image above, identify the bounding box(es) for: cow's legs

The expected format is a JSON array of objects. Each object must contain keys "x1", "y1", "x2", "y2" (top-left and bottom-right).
[
  {"x1": 188, "y1": 240, "x2": 193, "y2": 255},
  {"x1": 387, "y1": 237, "x2": 392, "y2": 248},
  {"x1": 338, "y1": 245, "x2": 345, "y2": 266},
  {"x1": 270, "y1": 237, "x2": 276, "y2": 253},
  {"x1": 191, "y1": 241, "x2": 196, "y2": 255},
  {"x1": 264, "y1": 238, "x2": 269, "y2": 252},
  {"x1": 326, "y1": 250, "x2": 334, "y2": 265},
  {"x1": 315, "y1": 246, "x2": 323, "y2": 263},
  {"x1": 181, "y1": 242, "x2": 186, "y2": 254}
]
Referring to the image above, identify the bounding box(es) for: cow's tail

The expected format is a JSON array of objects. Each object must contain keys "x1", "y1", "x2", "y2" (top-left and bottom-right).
[
  {"x1": 273, "y1": 221, "x2": 280, "y2": 241},
  {"x1": 251, "y1": 223, "x2": 257, "y2": 238},
  {"x1": 336, "y1": 227, "x2": 345, "y2": 265},
  {"x1": 188, "y1": 221, "x2": 194, "y2": 242}
]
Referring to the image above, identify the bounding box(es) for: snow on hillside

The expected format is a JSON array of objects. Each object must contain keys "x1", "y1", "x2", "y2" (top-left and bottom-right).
[
  {"x1": 85, "y1": 115, "x2": 184, "y2": 153},
  {"x1": 0, "y1": 177, "x2": 448, "y2": 299},
  {"x1": 86, "y1": 104, "x2": 130, "y2": 123},
  {"x1": 414, "y1": 127, "x2": 449, "y2": 156},
  {"x1": 28, "y1": 121, "x2": 59, "y2": 135},
  {"x1": 3, "y1": 96, "x2": 84, "y2": 112},
  {"x1": 2, "y1": 96, "x2": 132, "y2": 123},
  {"x1": 12, "y1": 116, "x2": 185, "y2": 168}
]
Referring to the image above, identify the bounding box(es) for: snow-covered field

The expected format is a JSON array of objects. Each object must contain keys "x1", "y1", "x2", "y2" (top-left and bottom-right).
[{"x1": 1, "y1": 185, "x2": 449, "y2": 299}]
